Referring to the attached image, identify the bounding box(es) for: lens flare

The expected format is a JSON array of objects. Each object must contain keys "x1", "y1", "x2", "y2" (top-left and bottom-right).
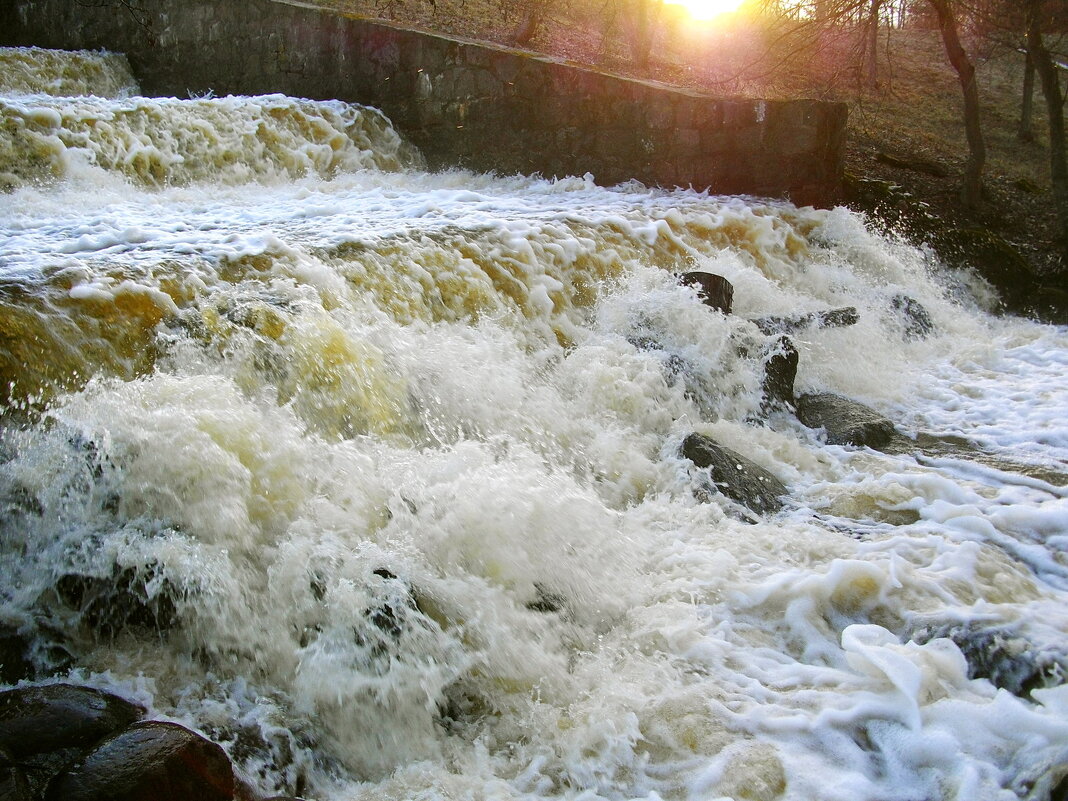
[{"x1": 665, "y1": 0, "x2": 745, "y2": 21}]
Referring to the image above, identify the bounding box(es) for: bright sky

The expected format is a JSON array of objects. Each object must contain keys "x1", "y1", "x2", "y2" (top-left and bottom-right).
[{"x1": 663, "y1": 0, "x2": 745, "y2": 21}]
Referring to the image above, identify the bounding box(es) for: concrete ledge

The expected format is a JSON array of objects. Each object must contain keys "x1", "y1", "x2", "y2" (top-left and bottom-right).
[{"x1": 4, "y1": 0, "x2": 846, "y2": 205}]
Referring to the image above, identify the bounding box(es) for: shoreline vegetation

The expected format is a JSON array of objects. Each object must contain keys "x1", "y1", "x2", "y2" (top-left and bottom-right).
[{"x1": 307, "y1": 0, "x2": 1067, "y2": 322}]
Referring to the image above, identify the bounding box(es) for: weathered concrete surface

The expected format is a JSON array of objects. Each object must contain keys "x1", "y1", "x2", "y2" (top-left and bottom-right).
[{"x1": 3, "y1": 0, "x2": 847, "y2": 204}]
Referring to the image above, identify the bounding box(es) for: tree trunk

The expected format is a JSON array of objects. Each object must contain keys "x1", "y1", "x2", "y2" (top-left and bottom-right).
[
  {"x1": 864, "y1": 0, "x2": 882, "y2": 89},
  {"x1": 1019, "y1": 50, "x2": 1036, "y2": 142},
  {"x1": 626, "y1": 0, "x2": 663, "y2": 70},
  {"x1": 928, "y1": 0, "x2": 985, "y2": 208},
  {"x1": 512, "y1": 1, "x2": 546, "y2": 46},
  {"x1": 1026, "y1": 0, "x2": 1068, "y2": 257}
]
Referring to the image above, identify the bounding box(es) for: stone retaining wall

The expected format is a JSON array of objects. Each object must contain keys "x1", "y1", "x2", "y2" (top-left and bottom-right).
[{"x1": 4, "y1": 0, "x2": 847, "y2": 205}]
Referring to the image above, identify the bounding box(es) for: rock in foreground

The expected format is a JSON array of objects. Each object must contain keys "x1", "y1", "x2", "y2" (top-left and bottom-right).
[
  {"x1": 0, "y1": 684, "x2": 144, "y2": 759},
  {"x1": 46, "y1": 720, "x2": 234, "y2": 801}
]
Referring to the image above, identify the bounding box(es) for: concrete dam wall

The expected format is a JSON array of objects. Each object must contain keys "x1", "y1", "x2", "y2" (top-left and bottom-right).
[{"x1": 2, "y1": 0, "x2": 847, "y2": 205}]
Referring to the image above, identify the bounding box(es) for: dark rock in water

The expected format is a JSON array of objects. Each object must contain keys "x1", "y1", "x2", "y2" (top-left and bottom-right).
[
  {"x1": 882, "y1": 431, "x2": 1068, "y2": 487},
  {"x1": 679, "y1": 272, "x2": 733, "y2": 313},
  {"x1": 3, "y1": 485, "x2": 44, "y2": 518},
  {"x1": 910, "y1": 622, "x2": 1065, "y2": 698},
  {"x1": 211, "y1": 720, "x2": 306, "y2": 801},
  {"x1": 525, "y1": 583, "x2": 567, "y2": 614},
  {"x1": 366, "y1": 567, "x2": 417, "y2": 640},
  {"x1": 0, "y1": 624, "x2": 34, "y2": 685},
  {"x1": 53, "y1": 564, "x2": 177, "y2": 638},
  {"x1": 938, "y1": 227, "x2": 1039, "y2": 311},
  {"x1": 45, "y1": 721, "x2": 234, "y2": 801},
  {"x1": 890, "y1": 294, "x2": 934, "y2": 340},
  {"x1": 681, "y1": 433, "x2": 786, "y2": 515},
  {"x1": 0, "y1": 747, "x2": 31, "y2": 801},
  {"x1": 760, "y1": 335, "x2": 798, "y2": 413},
  {"x1": 752, "y1": 306, "x2": 858, "y2": 335},
  {"x1": 796, "y1": 393, "x2": 896, "y2": 448},
  {"x1": 1029, "y1": 284, "x2": 1068, "y2": 326},
  {"x1": 0, "y1": 684, "x2": 144, "y2": 759}
]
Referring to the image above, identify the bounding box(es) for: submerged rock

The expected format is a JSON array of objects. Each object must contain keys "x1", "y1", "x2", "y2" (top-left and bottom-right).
[
  {"x1": 525, "y1": 583, "x2": 568, "y2": 614},
  {"x1": 890, "y1": 294, "x2": 934, "y2": 340},
  {"x1": 213, "y1": 720, "x2": 307, "y2": 801},
  {"x1": 0, "y1": 684, "x2": 144, "y2": 760},
  {"x1": 679, "y1": 272, "x2": 733, "y2": 313},
  {"x1": 366, "y1": 567, "x2": 420, "y2": 640},
  {"x1": 910, "y1": 622, "x2": 1066, "y2": 697},
  {"x1": 681, "y1": 433, "x2": 786, "y2": 516},
  {"x1": 52, "y1": 563, "x2": 178, "y2": 639},
  {"x1": 752, "y1": 306, "x2": 859, "y2": 335},
  {"x1": 796, "y1": 393, "x2": 896, "y2": 448},
  {"x1": 45, "y1": 720, "x2": 234, "y2": 801}
]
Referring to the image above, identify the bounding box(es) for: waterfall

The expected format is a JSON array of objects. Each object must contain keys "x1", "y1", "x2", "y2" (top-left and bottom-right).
[{"x1": 1, "y1": 46, "x2": 1067, "y2": 801}]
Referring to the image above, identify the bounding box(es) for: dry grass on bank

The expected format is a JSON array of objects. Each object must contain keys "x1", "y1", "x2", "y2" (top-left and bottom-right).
[{"x1": 307, "y1": 0, "x2": 1062, "y2": 271}]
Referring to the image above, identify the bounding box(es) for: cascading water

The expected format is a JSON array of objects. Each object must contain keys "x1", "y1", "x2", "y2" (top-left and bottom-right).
[{"x1": 1, "y1": 45, "x2": 1067, "y2": 801}]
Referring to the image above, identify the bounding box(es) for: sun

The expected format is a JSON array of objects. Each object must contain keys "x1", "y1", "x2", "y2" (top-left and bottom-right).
[{"x1": 663, "y1": 0, "x2": 746, "y2": 21}]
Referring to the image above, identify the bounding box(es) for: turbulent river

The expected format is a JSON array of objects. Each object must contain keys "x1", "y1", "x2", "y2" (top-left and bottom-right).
[{"x1": 2, "y1": 45, "x2": 1068, "y2": 801}]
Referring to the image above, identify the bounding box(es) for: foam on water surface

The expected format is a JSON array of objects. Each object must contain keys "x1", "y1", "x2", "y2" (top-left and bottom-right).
[
  {"x1": 1, "y1": 47, "x2": 1067, "y2": 801},
  {"x1": 0, "y1": 92, "x2": 419, "y2": 189},
  {"x1": 0, "y1": 46, "x2": 138, "y2": 98}
]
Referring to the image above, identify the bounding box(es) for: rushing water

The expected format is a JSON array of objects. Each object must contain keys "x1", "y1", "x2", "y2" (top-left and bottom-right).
[{"x1": 2, "y1": 45, "x2": 1067, "y2": 801}]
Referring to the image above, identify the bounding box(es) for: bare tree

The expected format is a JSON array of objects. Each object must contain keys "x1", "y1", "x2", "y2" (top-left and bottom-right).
[
  {"x1": 596, "y1": 0, "x2": 665, "y2": 69},
  {"x1": 862, "y1": 0, "x2": 884, "y2": 87},
  {"x1": 1019, "y1": 50, "x2": 1035, "y2": 142},
  {"x1": 928, "y1": 0, "x2": 986, "y2": 208},
  {"x1": 1025, "y1": 0, "x2": 1068, "y2": 256},
  {"x1": 511, "y1": 0, "x2": 550, "y2": 46}
]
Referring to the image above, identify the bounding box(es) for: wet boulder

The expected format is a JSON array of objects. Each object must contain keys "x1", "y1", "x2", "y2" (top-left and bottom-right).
[
  {"x1": 0, "y1": 624, "x2": 35, "y2": 684},
  {"x1": 891, "y1": 294, "x2": 934, "y2": 340},
  {"x1": 45, "y1": 720, "x2": 234, "y2": 801},
  {"x1": 680, "y1": 272, "x2": 733, "y2": 313},
  {"x1": 760, "y1": 335, "x2": 798, "y2": 413},
  {"x1": 795, "y1": 393, "x2": 896, "y2": 448},
  {"x1": 681, "y1": 433, "x2": 786, "y2": 515},
  {"x1": 53, "y1": 563, "x2": 178, "y2": 638},
  {"x1": 0, "y1": 684, "x2": 144, "y2": 760}
]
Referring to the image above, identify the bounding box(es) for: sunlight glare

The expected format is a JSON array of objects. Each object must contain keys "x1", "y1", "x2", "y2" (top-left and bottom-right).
[{"x1": 664, "y1": 0, "x2": 745, "y2": 21}]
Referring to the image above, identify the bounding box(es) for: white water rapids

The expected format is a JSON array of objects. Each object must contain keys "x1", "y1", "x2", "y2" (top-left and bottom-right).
[{"x1": 1, "y1": 46, "x2": 1067, "y2": 801}]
